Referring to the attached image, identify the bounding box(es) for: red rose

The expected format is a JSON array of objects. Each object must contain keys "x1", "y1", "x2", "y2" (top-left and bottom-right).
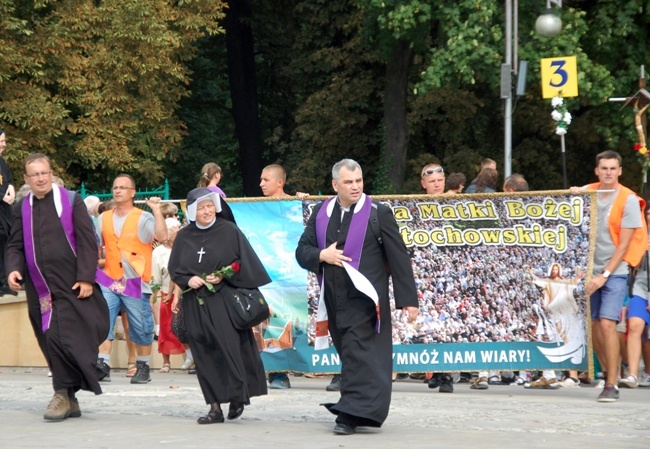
[
  {"x1": 231, "y1": 261, "x2": 241, "y2": 272},
  {"x1": 634, "y1": 143, "x2": 642, "y2": 151}
]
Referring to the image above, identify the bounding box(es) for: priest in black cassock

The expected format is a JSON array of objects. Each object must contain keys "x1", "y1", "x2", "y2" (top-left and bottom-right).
[
  {"x1": 6, "y1": 153, "x2": 109, "y2": 421},
  {"x1": 295, "y1": 159, "x2": 419, "y2": 435},
  {"x1": 168, "y1": 188, "x2": 271, "y2": 424}
]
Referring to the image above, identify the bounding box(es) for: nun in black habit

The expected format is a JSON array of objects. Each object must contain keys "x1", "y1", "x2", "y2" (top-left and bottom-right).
[{"x1": 168, "y1": 188, "x2": 271, "y2": 424}]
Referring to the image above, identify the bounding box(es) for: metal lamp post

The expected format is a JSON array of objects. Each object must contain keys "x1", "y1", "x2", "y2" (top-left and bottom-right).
[{"x1": 503, "y1": 0, "x2": 562, "y2": 179}]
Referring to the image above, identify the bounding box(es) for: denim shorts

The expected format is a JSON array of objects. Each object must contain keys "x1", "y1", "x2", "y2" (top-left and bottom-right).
[
  {"x1": 100, "y1": 285, "x2": 154, "y2": 346},
  {"x1": 616, "y1": 306, "x2": 628, "y2": 333},
  {"x1": 628, "y1": 295, "x2": 650, "y2": 326},
  {"x1": 590, "y1": 274, "x2": 628, "y2": 322}
]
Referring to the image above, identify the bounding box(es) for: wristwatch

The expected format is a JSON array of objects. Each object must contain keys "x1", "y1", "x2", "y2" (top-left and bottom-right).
[{"x1": 602, "y1": 270, "x2": 611, "y2": 279}]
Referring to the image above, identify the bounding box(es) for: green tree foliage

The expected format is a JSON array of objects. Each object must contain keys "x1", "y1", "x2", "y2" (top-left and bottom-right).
[
  {"x1": 278, "y1": 1, "x2": 386, "y2": 194},
  {"x1": 0, "y1": 0, "x2": 225, "y2": 189},
  {"x1": 4, "y1": 0, "x2": 648, "y2": 198},
  {"x1": 411, "y1": 1, "x2": 650, "y2": 190},
  {"x1": 355, "y1": 1, "x2": 435, "y2": 191},
  {"x1": 246, "y1": 0, "x2": 650, "y2": 194},
  {"x1": 166, "y1": 35, "x2": 241, "y2": 199}
]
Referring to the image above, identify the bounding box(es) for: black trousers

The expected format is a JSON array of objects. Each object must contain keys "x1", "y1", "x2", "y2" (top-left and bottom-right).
[{"x1": 0, "y1": 228, "x2": 8, "y2": 289}]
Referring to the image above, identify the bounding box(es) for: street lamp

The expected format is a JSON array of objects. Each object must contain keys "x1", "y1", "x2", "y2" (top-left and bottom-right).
[
  {"x1": 536, "y1": 8, "x2": 562, "y2": 38},
  {"x1": 503, "y1": 0, "x2": 562, "y2": 178}
]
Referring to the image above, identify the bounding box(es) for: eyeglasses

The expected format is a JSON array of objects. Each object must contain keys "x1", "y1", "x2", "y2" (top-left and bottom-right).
[
  {"x1": 25, "y1": 171, "x2": 52, "y2": 179},
  {"x1": 112, "y1": 186, "x2": 134, "y2": 191},
  {"x1": 422, "y1": 168, "x2": 444, "y2": 177}
]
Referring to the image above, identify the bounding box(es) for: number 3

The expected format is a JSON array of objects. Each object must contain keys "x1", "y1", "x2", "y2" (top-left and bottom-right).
[{"x1": 549, "y1": 60, "x2": 568, "y2": 88}]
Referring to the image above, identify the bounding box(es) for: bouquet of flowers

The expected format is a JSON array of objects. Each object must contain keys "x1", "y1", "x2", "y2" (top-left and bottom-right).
[
  {"x1": 551, "y1": 96, "x2": 572, "y2": 136},
  {"x1": 633, "y1": 143, "x2": 650, "y2": 175},
  {"x1": 182, "y1": 261, "x2": 241, "y2": 305}
]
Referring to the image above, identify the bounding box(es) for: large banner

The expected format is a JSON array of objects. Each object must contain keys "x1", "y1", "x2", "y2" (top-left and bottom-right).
[{"x1": 230, "y1": 191, "x2": 595, "y2": 374}]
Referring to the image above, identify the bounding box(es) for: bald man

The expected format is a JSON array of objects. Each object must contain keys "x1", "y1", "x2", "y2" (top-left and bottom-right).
[
  {"x1": 260, "y1": 164, "x2": 308, "y2": 199},
  {"x1": 259, "y1": 164, "x2": 307, "y2": 389}
]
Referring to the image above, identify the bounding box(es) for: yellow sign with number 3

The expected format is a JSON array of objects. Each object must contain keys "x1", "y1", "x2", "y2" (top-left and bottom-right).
[{"x1": 541, "y1": 56, "x2": 578, "y2": 99}]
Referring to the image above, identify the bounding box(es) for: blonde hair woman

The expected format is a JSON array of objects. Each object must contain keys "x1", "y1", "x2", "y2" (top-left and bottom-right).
[{"x1": 198, "y1": 162, "x2": 226, "y2": 199}]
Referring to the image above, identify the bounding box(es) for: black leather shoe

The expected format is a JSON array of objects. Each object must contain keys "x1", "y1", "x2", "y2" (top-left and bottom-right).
[
  {"x1": 96, "y1": 358, "x2": 111, "y2": 382},
  {"x1": 333, "y1": 423, "x2": 356, "y2": 435},
  {"x1": 439, "y1": 374, "x2": 454, "y2": 393},
  {"x1": 227, "y1": 402, "x2": 245, "y2": 420},
  {"x1": 326, "y1": 374, "x2": 341, "y2": 392},
  {"x1": 427, "y1": 374, "x2": 441, "y2": 389},
  {"x1": 130, "y1": 360, "x2": 151, "y2": 384}
]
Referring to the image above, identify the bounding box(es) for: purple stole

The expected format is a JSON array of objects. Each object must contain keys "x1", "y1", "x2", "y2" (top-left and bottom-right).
[
  {"x1": 22, "y1": 185, "x2": 77, "y2": 333},
  {"x1": 314, "y1": 193, "x2": 380, "y2": 350},
  {"x1": 95, "y1": 269, "x2": 142, "y2": 299},
  {"x1": 94, "y1": 209, "x2": 143, "y2": 299}
]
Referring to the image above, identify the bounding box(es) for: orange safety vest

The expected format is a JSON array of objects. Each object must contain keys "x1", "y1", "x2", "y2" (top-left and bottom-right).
[
  {"x1": 587, "y1": 182, "x2": 648, "y2": 268},
  {"x1": 102, "y1": 208, "x2": 152, "y2": 282}
]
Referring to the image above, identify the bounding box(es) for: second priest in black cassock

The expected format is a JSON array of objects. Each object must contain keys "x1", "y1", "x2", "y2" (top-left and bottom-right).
[
  {"x1": 168, "y1": 188, "x2": 271, "y2": 424},
  {"x1": 296, "y1": 159, "x2": 419, "y2": 435}
]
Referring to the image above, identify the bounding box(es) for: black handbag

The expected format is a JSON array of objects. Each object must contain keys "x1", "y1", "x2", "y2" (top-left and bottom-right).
[
  {"x1": 171, "y1": 298, "x2": 188, "y2": 344},
  {"x1": 221, "y1": 283, "x2": 270, "y2": 330}
]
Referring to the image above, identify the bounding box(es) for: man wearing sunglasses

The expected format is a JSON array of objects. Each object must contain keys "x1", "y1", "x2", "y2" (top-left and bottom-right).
[
  {"x1": 418, "y1": 163, "x2": 456, "y2": 392},
  {"x1": 420, "y1": 164, "x2": 446, "y2": 195}
]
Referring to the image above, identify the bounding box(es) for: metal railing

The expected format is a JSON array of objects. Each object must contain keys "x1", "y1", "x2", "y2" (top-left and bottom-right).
[{"x1": 79, "y1": 179, "x2": 170, "y2": 201}]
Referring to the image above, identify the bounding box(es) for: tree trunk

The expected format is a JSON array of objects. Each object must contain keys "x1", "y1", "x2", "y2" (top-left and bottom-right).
[
  {"x1": 383, "y1": 39, "x2": 414, "y2": 192},
  {"x1": 224, "y1": 0, "x2": 264, "y2": 196}
]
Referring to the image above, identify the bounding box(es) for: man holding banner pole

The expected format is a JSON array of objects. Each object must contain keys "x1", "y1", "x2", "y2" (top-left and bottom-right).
[
  {"x1": 259, "y1": 163, "x2": 308, "y2": 390},
  {"x1": 296, "y1": 158, "x2": 418, "y2": 435},
  {"x1": 95, "y1": 174, "x2": 167, "y2": 385},
  {"x1": 572, "y1": 150, "x2": 647, "y2": 402}
]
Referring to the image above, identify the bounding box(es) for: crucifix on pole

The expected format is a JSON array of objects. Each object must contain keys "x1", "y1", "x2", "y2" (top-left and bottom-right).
[{"x1": 609, "y1": 65, "x2": 649, "y2": 198}]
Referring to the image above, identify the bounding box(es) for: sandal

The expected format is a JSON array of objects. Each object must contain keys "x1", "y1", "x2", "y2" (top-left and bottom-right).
[
  {"x1": 159, "y1": 363, "x2": 171, "y2": 374},
  {"x1": 197, "y1": 407, "x2": 224, "y2": 424},
  {"x1": 227, "y1": 402, "x2": 245, "y2": 420},
  {"x1": 126, "y1": 362, "x2": 137, "y2": 378}
]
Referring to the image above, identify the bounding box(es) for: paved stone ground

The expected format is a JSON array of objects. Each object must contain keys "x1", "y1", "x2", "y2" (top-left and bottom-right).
[{"x1": 1, "y1": 367, "x2": 649, "y2": 449}]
